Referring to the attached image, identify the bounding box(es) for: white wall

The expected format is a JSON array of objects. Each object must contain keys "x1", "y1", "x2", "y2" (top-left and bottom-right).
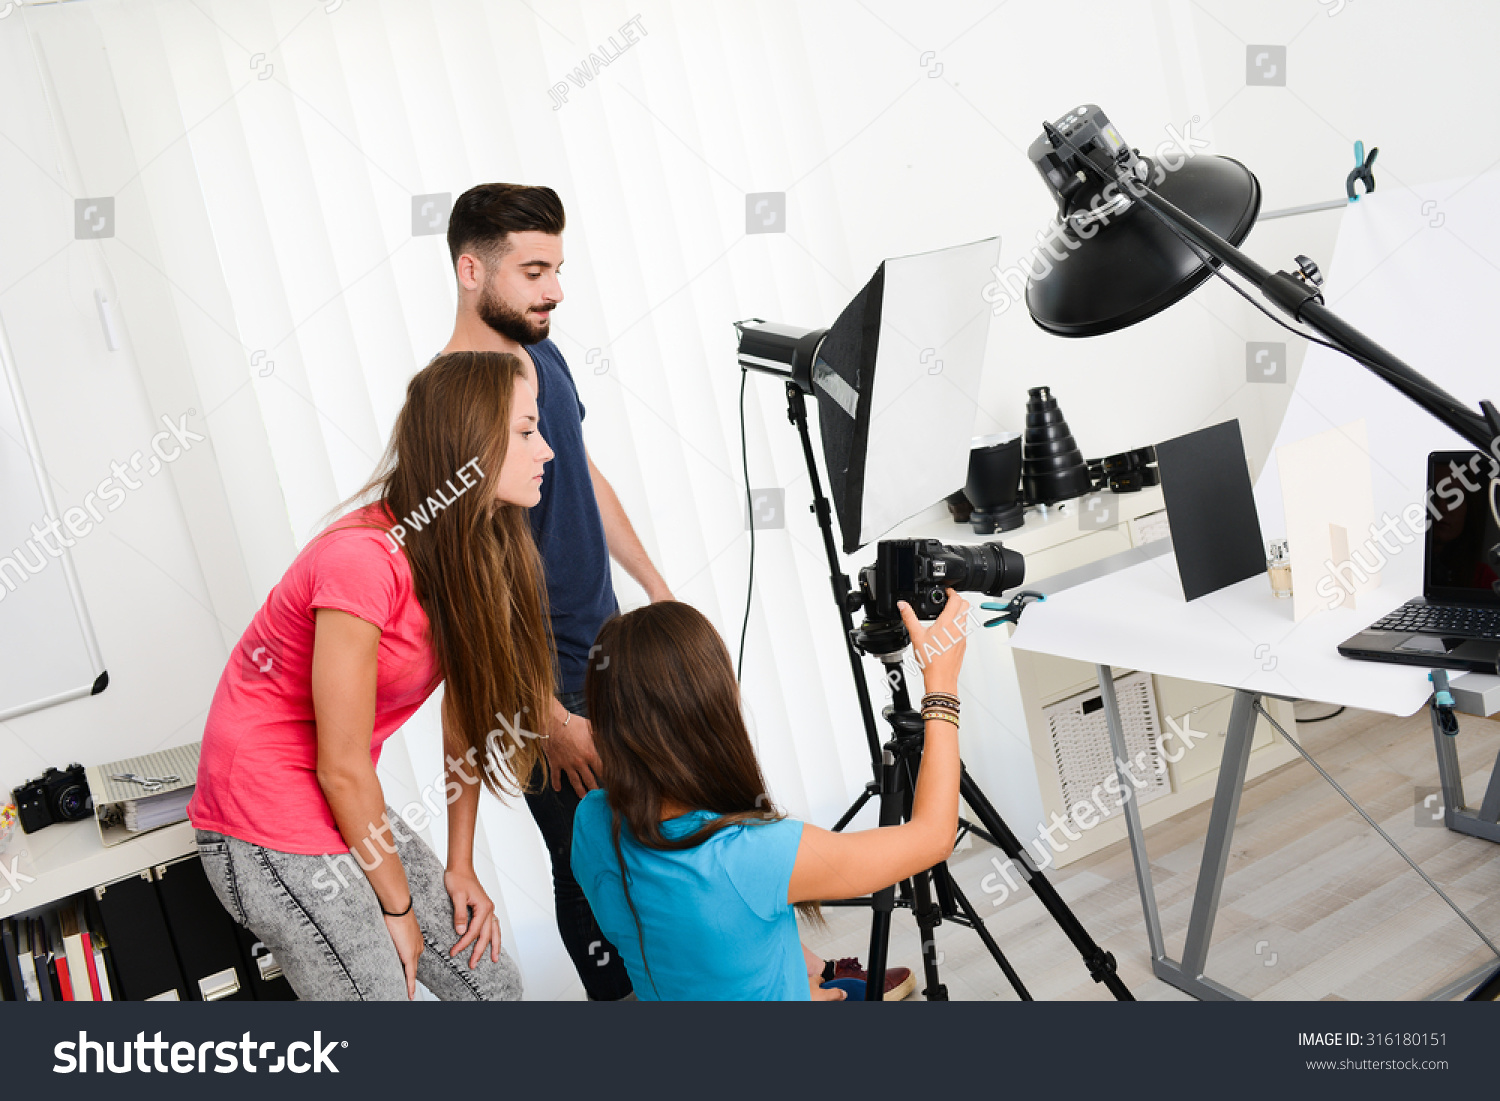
[{"x1": 1, "y1": 0, "x2": 1496, "y2": 998}]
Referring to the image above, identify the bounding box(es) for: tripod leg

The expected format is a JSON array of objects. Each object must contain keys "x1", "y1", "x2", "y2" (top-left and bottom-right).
[
  {"x1": 830, "y1": 785, "x2": 875, "y2": 833},
  {"x1": 935, "y1": 862, "x2": 1032, "y2": 1000},
  {"x1": 908, "y1": 867, "x2": 949, "y2": 1000},
  {"x1": 863, "y1": 747, "x2": 901, "y2": 1001},
  {"x1": 960, "y1": 765, "x2": 1134, "y2": 1000}
]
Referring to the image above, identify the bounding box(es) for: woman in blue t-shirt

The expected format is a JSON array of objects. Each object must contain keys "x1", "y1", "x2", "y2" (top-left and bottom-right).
[{"x1": 570, "y1": 594, "x2": 969, "y2": 1000}]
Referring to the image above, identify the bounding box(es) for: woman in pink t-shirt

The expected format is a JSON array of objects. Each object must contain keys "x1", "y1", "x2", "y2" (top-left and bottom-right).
[{"x1": 188, "y1": 350, "x2": 555, "y2": 1001}]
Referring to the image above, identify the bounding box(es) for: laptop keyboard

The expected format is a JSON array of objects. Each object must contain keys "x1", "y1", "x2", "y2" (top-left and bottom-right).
[{"x1": 1372, "y1": 600, "x2": 1500, "y2": 640}]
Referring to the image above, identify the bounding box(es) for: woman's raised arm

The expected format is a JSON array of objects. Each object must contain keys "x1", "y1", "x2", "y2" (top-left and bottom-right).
[{"x1": 787, "y1": 592, "x2": 969, "y2": 904}]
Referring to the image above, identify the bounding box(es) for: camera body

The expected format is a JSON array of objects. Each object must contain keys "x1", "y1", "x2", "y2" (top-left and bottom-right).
[
  {"x1": 859, "y1": 538, "x2": 1026, "y2": 623},
  {"x1": 13, "y1": 763, "x2": 92, "y2": 834}
]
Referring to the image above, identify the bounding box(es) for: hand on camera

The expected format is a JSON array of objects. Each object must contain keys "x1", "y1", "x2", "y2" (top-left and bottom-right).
[{"x1": 898, "y1": 589, "x2": 969, "y2": 698}]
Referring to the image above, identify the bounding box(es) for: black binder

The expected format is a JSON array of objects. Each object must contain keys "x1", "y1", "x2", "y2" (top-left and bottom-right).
[
  {"x1": 94, "y1": 869, "x2": 188, "y2": 1001},
  {"x1": 0, "y1": 919, "x2": 21, "y2": 1000},
  {"x1": 30, "y1": 917, "x2": 56, "y2": 1000},
  {"x1": 153, "y1": 854, "x2": 253, "y2": 1001}
]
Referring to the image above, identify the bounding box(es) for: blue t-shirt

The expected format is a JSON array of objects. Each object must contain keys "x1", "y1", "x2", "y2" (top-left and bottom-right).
[
  {"x1": 526, "y1": 340, "x2": 617, "y2": 693},
  {"x1": 570, "y1": 790, "x2": 809, "y2": 1000}
]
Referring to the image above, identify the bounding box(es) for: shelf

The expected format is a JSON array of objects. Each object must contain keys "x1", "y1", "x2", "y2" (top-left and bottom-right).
[{"x1": 0, "y1": 817, "x2": 196, "y2": 920}]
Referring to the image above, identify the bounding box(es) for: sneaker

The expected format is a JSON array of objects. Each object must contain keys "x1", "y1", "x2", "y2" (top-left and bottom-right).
[{"x1": 830, "y1": 957, "x2": 916, "y2": 1001}]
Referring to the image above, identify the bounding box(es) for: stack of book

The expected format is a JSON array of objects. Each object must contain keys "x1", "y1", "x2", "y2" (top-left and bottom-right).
[
  {"x1": 0, "y1": 856, "x2": 297, "y2": 1002},
  {"x1": 1, "y1": 897, "x2": 116, "y2": 1001}
]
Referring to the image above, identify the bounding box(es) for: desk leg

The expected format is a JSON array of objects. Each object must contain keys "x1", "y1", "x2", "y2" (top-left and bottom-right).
[
  {"x1": 1096, "y1": 665, "x2": 1165, "y2": 961},
  {"x1": 1173, "y1": 688, "x2": 1259, "y2": 999},
  {"x1": 1432, "y1": 691, "x2": 1500, "y2": 843},
  {"x1": 1098, "y1": 672, "x2": 1256, "y2": 1002}
]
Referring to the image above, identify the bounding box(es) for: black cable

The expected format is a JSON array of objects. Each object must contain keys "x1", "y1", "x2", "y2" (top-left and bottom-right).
[
  {"x1": 738, "y1": 368, "x2": 754, "y2": 681},
  {"x1": 1152, "y1": 208, "x2": 1435, "y2": 387},
  {"x1": 1293, "y1": 703, "x2": 1346, "y2": 724},
  {"x1": 1124, "y1": 168, "x2": 1470, "y2": 418}
]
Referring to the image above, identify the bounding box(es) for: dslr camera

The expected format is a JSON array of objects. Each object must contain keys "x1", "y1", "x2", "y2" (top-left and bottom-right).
[
  {"x1": 13, "y1": 763, "x2": 93, "y2": 834},
  {"x1": 858, "y1": 538, "x2": 1025, "y2": 623}
]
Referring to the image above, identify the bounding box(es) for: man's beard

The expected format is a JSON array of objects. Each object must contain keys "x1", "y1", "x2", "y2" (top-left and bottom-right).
[{"x1": 478, "y1": 282, "x2": 551, "y2": 345}]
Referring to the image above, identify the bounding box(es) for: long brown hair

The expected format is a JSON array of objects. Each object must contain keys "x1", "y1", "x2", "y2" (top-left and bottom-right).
[
  {"x1": 585, "y1": 602, "x2": 816, "y2": 993},
  {"x1": 337, "y1": 351, "x2": 554, "y2": 795}
]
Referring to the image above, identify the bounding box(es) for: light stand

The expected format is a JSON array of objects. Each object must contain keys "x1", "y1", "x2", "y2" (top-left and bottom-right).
[{"x1": 761, "y1": 363, "x2": 1132, "y2": 1001}]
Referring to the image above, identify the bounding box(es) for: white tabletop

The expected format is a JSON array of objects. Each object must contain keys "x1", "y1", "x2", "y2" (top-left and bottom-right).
[{"x1": 1008, "y1": 547, "x2": 1436, "y2": 717}]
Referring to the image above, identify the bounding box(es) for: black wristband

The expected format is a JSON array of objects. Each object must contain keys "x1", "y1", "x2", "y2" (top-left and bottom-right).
[{"x1": 381, "y1": 896, "x2": 413, "y2": 918}]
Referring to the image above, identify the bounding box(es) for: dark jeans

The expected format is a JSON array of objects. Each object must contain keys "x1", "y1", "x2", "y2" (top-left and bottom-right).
[{"x1": 525, "y1": 690, "x2": 633, "y2": 1000}]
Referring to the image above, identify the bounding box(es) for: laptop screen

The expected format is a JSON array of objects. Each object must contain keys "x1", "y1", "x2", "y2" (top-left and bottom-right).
[{"x1": 1425, "y1": 450, "x2": 1500, "y2": 604}]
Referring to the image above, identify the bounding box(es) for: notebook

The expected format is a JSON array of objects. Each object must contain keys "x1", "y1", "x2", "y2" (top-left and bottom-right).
[{"x1": 1338, "y1": 450, "x2": 1500, "y2": 674}]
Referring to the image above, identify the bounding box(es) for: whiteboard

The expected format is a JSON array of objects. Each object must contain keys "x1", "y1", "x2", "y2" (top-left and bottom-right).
[{"x1": 0, "y1": 312, "x2": 107, "y2": 721}]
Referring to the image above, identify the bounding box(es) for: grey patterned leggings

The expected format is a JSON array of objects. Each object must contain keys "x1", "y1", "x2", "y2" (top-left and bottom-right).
[{"x1": 195, "y1": 812, "x2": 522, "y2": 1001}]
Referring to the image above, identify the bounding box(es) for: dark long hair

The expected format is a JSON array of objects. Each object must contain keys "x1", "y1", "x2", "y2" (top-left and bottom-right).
[
  {"x1": 585, "y1": 602, "x2": 816, "y2": 993},
  {"x1": 336, "y1": 351, "x2": 554, "y2": 795}
]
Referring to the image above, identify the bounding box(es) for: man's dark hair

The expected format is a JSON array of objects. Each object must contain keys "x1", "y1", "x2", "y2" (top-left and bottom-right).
[{"x1": 447, "y1": 183, "x2": 566, "y2": 268}]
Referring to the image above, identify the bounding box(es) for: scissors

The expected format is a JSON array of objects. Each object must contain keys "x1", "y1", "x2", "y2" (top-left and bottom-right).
[{"x1": 111, "y1": 772, "x2": 181, "y2": 793}]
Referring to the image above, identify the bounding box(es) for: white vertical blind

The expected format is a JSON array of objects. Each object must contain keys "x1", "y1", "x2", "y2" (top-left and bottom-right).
[{"x1": 15, "y1": 0, "x2": 1230, "y2": 997}]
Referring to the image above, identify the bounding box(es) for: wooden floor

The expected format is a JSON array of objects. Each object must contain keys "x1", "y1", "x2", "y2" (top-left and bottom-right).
[{"x1": 803, "y1": 704, "x2": 1500, "y2": 1001}]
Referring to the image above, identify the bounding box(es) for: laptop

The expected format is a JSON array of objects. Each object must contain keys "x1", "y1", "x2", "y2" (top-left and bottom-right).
[{"x1": 1337, "y1": 449, "x2": 1500, "y2": 674}]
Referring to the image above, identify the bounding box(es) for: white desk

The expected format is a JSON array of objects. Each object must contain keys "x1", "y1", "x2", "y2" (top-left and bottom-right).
[
  {"x1": 1012, "y1": 544, "x2": 1434, "y2": 717},
  {"x1": 1010, "y1": 545, "x2": 1496, "y2": 1000}
]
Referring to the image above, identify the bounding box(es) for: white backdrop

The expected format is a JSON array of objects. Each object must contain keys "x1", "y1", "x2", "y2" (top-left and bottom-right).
[
  {"x1": 1256, "y1": 172, "x2": 1500, "y2": 580},
  {"x1": 4, "y1": 0, "x2": 1500, "y2": 999}
]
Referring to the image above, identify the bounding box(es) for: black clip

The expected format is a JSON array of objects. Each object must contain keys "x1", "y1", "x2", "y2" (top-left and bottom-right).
[
  {"x1": 1429, "y1": 670, "x2": 1461, "y2": 737},
  {"x1": 1346, "y1": 141, "x2": 1378, "y2": 201}
]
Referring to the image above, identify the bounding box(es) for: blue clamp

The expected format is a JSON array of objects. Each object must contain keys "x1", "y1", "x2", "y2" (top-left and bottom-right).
[
  {"x1": 1346, "y1": 140, "x2": 1378, "y2": 202},
  {"x1": 980, "y1": 591, "x2": 1046, "y2": 628},
  {"x1": 1429, "y1": 670, "x2": 1459, "y2": 735}
]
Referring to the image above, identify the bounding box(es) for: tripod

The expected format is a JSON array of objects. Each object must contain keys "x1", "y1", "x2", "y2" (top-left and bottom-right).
[{"x1": 781, "y1": 380, "x2": 1132, "y2": 1001}]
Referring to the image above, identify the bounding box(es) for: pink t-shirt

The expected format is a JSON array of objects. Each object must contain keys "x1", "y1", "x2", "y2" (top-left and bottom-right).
[{"x1": 187, "y1": 504, "x2": 441, "y2": 854}]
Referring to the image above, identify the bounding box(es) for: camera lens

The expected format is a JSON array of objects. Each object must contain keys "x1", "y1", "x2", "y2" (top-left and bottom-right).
[
  {"x1": 945, "y1": 542, "x2": 1025, "y2": 596},
  {"x1": 56, "y1": 784, "x2": 89, "y2": 821}
]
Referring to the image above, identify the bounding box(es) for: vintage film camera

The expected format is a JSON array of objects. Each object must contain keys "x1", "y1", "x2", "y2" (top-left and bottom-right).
[{"x1": 13, "y1": 763, "x2": 93, "y2": 834}]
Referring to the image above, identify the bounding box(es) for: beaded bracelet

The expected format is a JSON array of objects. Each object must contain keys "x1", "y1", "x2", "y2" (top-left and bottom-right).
[
  {"x1": 922, "y1": 710, "x2": 960, "y2": 728},
  {"x1": 922, "y1": 692, "x2": 961, "y2": 710}
]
